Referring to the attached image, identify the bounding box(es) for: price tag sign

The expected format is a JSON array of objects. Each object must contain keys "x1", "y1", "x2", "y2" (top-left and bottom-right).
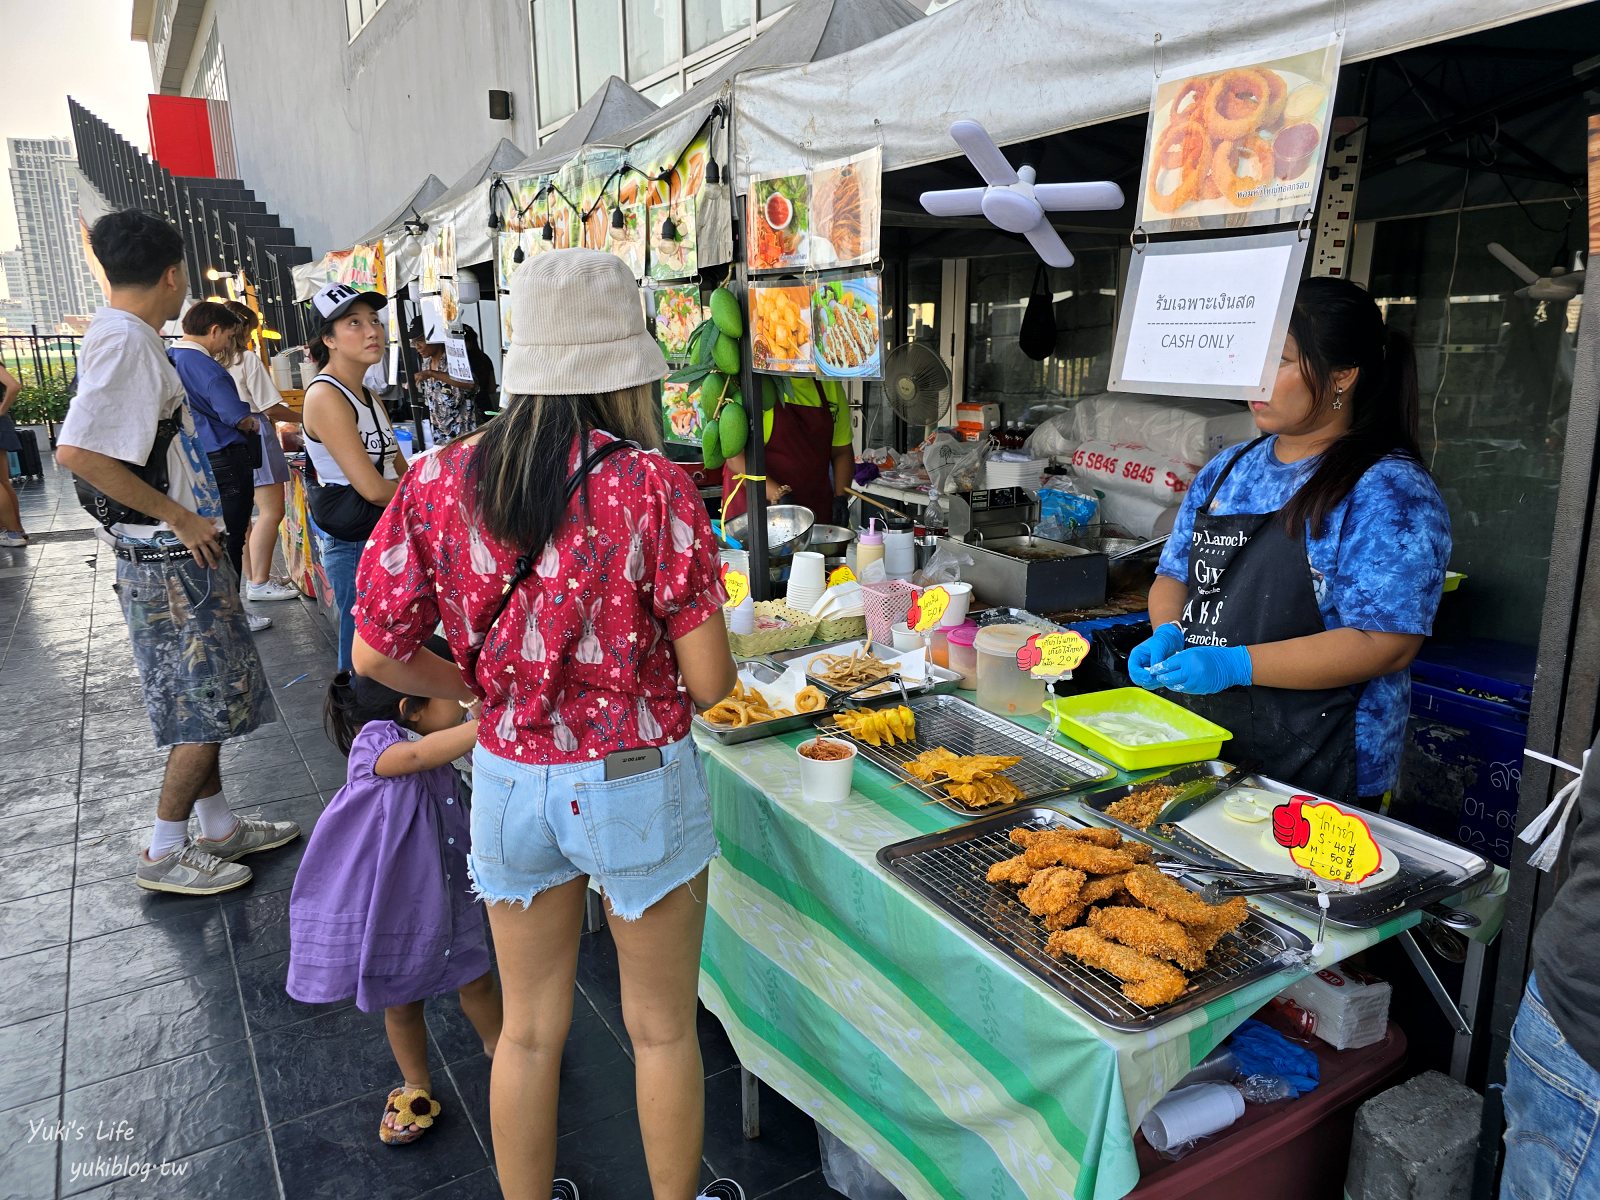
[
  {"x1": 1273, "y1": 796, "x2": 1383, "y2": 885},
  {"x1": 827, "y1": 565, "x2": 856, "y2": 587},
  {"x1": 907, "y1": 585, "x2": 950, "y2": 632},
  {"x1": 1016, "y1": 631, "x2": 1091, "y2": 677},
  {"x1": 721, "y1": 565, "x2": 750, "y2": 610}
]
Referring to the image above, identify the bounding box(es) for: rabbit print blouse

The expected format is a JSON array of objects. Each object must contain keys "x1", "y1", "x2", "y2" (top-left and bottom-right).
[{"x1": 353, "y1": 431, "x2": 726, "y2": 765}]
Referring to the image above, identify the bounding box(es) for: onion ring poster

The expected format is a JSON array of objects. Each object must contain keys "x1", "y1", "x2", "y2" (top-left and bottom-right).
[{"x1": 1136, "y1": 35, "x2": 1342, "y2": 233}]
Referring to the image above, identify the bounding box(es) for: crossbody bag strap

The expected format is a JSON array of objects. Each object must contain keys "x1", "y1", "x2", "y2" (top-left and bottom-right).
[{"x1": 482, "y1": 437, "x2": 637, "y2": 636}]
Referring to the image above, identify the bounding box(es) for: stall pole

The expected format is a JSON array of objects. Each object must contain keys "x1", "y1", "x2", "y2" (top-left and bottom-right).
[{"x1": 727, "y1": 101, "x2": 771, "y2": 600}]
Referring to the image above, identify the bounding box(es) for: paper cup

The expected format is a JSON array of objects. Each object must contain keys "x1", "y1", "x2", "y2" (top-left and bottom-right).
[
  {"x1": 796, "y1": 739, "x2": 857, "y2": 802},
  {"x1": 1139, "y1": 1084, "x2": 1245, "y2": 1152},
  {"x1": 790, "y1": 551, "x2": 827, "y2": 591},
  {"x1": 939, "y1": 582, "x2": 974, "y2": 627}
]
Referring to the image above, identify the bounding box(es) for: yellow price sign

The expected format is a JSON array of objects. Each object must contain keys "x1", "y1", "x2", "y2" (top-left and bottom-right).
[
  {"x1": 1272, "y1": 797, "x2": 1383, "y2": 885},
  {"x1": 1016, "y1": 631, "x2": 1091, "y2": 677},
  {"x1": 907, "y1": 585, "x2": 951, "y2": 632},
  {"x1": 722, "y1": 566, "x2": 750, "y2": 610},
  {"x1": 827, "y1": 565, "x2": 857, "y2": 587}
]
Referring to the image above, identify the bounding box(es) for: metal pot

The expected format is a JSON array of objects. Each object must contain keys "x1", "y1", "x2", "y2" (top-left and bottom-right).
[
  {"x1": 722, "y1": 504, "x2": 816, "y2": 559},
  {"x1": 1071, "y1": 534, "x2": 1168, "y2": 594},
  {"x1": 804, "y1": 524, "x2": 855, "y2": 556}
]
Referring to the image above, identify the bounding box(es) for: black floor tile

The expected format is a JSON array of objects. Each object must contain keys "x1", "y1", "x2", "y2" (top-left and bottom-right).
[
  {"x1": 701, "y1": 1069, "x2": 825, "y2": 1198},
  {"x1": 72, "y1": 828, "x2": 151, "y2": 888},
  {"x1": 755, "y1": 1170, "x2": 845, "y2": 1199},
  {"x1": 272, "y1": 1076, "x2": 489, "y2": 1200},
  {"x1": 0, "y1": 1010, "x2": 66, "y2": 1109},
  {"x1": 254, "y1": 1003, "x2": 400, "y2": 1126},
  {"x1": 236, "y1": 950, "x2": 352, "y2": 1034},
  {"x1": 0, "y1": 841, "x2": 76, "y2": 903},
  {"x1": 0, "y1": 803, "x2": 78, "y2": 854},
  {"x1": 67, "y1": 909, "x2": 231, "y2": 1007},
  {"x1": 0, "y1": 888, "x2": 73, "y2": 958},
  {"x1": 421, "y1": 989, "x2": 498, "y2": 1069},
  {"x1": 221, "y1": 889, "x2": 291, "y2": 963},
  {"x1": 412, "y1": 1168, "x2": 505, "y2": 1199},
  {"x1": 4, "y1": 769, "x2": 81, "y2": 818},
  {"x1": 73, "y1": 1132, "x2": 276, "y2": 1199},
  {"x1": 0, "y1": 1096, "x2": 63, "y2": 1200},
  {"x1": 0, "y1": 944, "x2": 69, "y2": 1028},
  {"x1": 549, "y1": 1106, "x2": 652, "y2": 1200},
  {"x1": 70, "y1": 875, "x2": 222, "y2": 942},
  {"x1": 574, "y1": 927, "x2": 623, "y2": 1012},
  {"x1": 65, "y1": 969, "x2": 246, "y2": 1089},
  {"x1": 76, "y1": 789, "x2": 163, "y2": 841},
  {"x1": 59, "y1": 1042, "x2": 262, "y2": 1195}
]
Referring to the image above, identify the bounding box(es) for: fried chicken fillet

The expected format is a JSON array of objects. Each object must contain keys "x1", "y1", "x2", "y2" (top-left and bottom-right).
[
  {"x1": 1017, "y1": 867, "x2": 1086, "y2": 919},
  {"x1": 1045, "y1": 927, "x2": 1189, "y2": 1006},
  {"x1": 1088, "y1": 905, "x2": 1206, "y2": 971}
]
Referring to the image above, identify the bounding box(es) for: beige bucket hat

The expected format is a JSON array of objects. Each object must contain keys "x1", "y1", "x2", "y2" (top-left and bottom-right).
[{"x1": 501, "y1": 249, "x2": 666, "y2": 395}]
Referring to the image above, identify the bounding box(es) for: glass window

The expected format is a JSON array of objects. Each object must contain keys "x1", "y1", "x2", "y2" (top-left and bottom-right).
[
  {"x1": 685, "y1": 0, "x2": 752, "y2": 54},
  {"x1": 640, "y1": 75, "x2": 684, "y2": 107},
  {"x1": 759, "y1": 0, "x2": 795, "y2": 16},
  {"x1": 964, "y1": 248, "x2": 1121, "y2": 430},
  {"x1": 532, "y1": 0, "x2": 578, "y2": 125},
  {"x1": 347, "y1": 0, "x2": 385, "y2": 39},
  {"x1": 576, "y1": 2, "x2": 622, "y2": 100},
  {"x1": 625, "y1": 0, "x2": 681, "y2": 82}
]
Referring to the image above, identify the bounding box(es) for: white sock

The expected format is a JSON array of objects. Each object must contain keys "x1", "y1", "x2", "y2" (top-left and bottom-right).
[
  {"x1": 193, "y1": 792, "x2": 239, "y2": 841},
  {"x1": 149, "y1": 818, "x2": 190, "y2": 860}
]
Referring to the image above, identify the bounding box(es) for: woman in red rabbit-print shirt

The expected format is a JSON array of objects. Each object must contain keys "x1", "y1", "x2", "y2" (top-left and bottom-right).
[{"x1": 350, "y1": 245, "x2": 741, "y2": 1200}]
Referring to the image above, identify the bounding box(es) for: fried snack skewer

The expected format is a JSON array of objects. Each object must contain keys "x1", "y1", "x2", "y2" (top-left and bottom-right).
[{"x1": 1046, "y1": 927, "x2": 1189, "y2": 1007}]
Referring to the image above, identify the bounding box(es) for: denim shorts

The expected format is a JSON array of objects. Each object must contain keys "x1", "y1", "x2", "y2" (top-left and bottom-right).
[
  {"x1": 1501, "y1": 973, "x2": 1600, "y2": 1200},
  {"x1": 113, "y1": 544, "x2": 272, "y2": 747},
  {"x1": 467, "y1": 735, "x2": 719, "y2": 921}
]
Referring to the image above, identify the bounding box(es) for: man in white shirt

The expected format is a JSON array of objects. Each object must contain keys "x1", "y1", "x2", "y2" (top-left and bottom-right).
[{"x1": 57, "y1": 210, "x2": 299, "y2": 896}]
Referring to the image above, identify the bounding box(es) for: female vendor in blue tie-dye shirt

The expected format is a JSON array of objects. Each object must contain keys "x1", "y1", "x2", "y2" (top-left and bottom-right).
[{"x1": 1131, "y1": 277, "x2": 1451, "y2": 804}]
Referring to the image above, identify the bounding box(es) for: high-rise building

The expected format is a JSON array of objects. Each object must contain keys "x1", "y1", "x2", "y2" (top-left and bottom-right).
[
  {"x1": 7, "y1": 136, "x2": 101, "y2": 329},
  {"x1": 0, "y1": 248, "x2": 27, "y2": 304}
]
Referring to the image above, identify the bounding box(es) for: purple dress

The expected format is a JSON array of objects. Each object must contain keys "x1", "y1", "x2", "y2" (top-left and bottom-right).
[{"x1": 287, "y1": 720, "x2": 490, "y2": 1011}]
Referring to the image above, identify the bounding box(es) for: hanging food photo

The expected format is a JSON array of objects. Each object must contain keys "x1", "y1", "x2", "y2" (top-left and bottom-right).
[
  {"x1": 435, "y1": 222, "x2": 457, "y2": 280},
  {"x1": 1137, "y1": 35, "x2": 1342, "y2": 233},
  {"x1": 419, "y1": 242, "x2": 440, "y2": 294},
  {"x1": 607, "y1": 199, "x2": 648, "y2": 279},
  {"x1": 747, "y1": 173, "x2": 809, "y2": 272},
  {"x1": 750, "y1": 281, "x2": 815, "y2": 374},
  {"x1": 654, "y1": 284, "x2": 705, "y2": 361},
  {"x1": 809, "y1": 148, "x2": 882, "y2": 270},
  {"x1": 811, "y1": 274, "x2": 883, "y2": 379},
  {"x1": 662, "y1": 380, "x2": 701, "y2": 443},
  {"x1": 438, "y1": 277, "x2": 460, "y2": 326},
  {"x1": 649, "y1": 199, "x2": 698, "y2": 280}
]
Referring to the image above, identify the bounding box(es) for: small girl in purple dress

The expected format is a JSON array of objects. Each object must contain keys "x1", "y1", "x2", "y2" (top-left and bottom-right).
[{"x1": 288, "y1": 666, "x2": 502, "y2": 1145}]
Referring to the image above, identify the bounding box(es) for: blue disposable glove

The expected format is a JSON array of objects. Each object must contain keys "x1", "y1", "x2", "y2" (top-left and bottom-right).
[
  {"x1": 1147, "y1": 644, "x2": 1253, "y2": 695},
  {"x1": 1128, "y1": 622, "x2": 1188, "y2": 689}
]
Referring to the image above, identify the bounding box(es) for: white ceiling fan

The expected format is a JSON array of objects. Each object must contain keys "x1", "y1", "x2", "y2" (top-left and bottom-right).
[
  {"x1": 919, "y1": 120, "x2": 1124, "y2": 268},
  {"x1": 1487, "y1": 242, "x2": 1586, "y2": 302}
]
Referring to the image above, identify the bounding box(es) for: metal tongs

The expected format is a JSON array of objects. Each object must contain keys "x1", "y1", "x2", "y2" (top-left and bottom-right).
[
  {"x1": 823, "y1": 673, "x2": 915, "y2": 715},
  {"x1": 1154, "y1": 860, "x2": 1313, "y2": 903}
]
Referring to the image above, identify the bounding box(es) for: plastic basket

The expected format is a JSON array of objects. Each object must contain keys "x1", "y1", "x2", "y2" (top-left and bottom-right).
[
  {"x1": 862, "y1": 579, "x2": 919, "y2": 645},
  {"x1": 725, "y1": 601, "x2": 821, "y2": 659},
  {"x1": 816, "y1": 613, "x2": 869, "y2": 644},
  {"x1": 1042, "y1": 687, "x2": 1232, "y2": 770}
]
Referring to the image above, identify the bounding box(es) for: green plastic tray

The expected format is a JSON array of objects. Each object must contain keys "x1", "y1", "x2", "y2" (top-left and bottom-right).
[{"x1": 1043, "y1": 687, "x2": 1232, "y2": 771}]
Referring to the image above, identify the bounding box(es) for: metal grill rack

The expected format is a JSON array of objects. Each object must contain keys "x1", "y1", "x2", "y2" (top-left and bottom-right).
[
  {"x1": 877, "y1": 809, "x2": 1312, "y2": 1031},
  {"x1": 820, "y1": 695, "x2": 1115, "y2": 816}
]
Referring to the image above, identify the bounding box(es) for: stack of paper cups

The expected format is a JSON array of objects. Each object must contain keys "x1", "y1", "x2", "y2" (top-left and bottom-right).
[
  {"x1": 883, "y1": 527, "x2": 916, "y2": 580},
  {"x1": 1139, "y1": 1084, "x2": 1245, "y2": 1152},
  {"x1": 787, "y1": 551, "x2": 826, "y2": 615}
]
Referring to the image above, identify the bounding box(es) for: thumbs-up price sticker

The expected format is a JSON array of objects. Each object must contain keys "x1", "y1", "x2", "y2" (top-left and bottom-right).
[
  {"x1": 722, "y1": 566, "x2": 750, "y2": 610},
  {"x1": 907, "y1": 585, "x2": 951, "y2": 632},
  {"x1": 827, "y1": 565, "x2": 857, "y2": 587},
  {"x1": 1016, "y1": 631, "x2": 1091, "y2": 678},
  {"x1": 1272, "y1": 795, "x2": 1383, "y2": 885}
]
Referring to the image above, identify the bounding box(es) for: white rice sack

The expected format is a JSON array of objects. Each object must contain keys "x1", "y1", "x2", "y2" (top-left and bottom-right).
[
  {"x1": 1070, "y1": 440, "x2": 1198, "y2": 505},
  {"x1": 1074, "y1": 393, "x2": 1258, "y2": 464}
]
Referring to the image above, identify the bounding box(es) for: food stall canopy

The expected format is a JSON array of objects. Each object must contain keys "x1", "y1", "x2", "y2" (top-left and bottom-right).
[
  {"x1": 411, "y1": 138, "x2": 528, "y2": 273},
  {"x1": 734, "y1": 0, "x2": 1593, "y2": 187},
  {"x1": 292, "y1": 174, "x2": 448, "y2": 301},
  {"x1": 511, "y1": 76, "x2": 658, "y2": 179}
]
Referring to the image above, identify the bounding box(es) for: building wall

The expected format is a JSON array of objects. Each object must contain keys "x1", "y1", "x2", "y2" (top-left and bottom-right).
[
  {"x1": 155, "y1": 0, "x2": 538, "y2": 255},
  {"x1": 7, "y1": 138, "x2": 100, "y2": 330}
]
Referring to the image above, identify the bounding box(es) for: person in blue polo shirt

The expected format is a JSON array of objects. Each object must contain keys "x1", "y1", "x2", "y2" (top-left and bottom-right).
[{"x1": 168, "y1": 301, "x2": 268, "y2": 628}]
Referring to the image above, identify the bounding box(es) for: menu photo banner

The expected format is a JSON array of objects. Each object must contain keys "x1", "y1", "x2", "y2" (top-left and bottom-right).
[{"x1": 1108, "y1": 227, "x2": 1307, "y2": 401}]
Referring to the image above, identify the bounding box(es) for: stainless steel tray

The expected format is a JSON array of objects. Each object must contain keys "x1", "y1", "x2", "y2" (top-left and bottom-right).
[
  {"x1": 818, "y1": 694, "x2": 1114, "y2": 817},
  {"x1": 876, "y1": 807, "x2": 1312, "y2": 1031},
  {"x1": 691, "y1": 660, "x2": 818, "y2": 746},
  {"x1": 766, "y1": 640, "x2": 962, "y2": 701},
  {"x1": 1075, "y1": 761, "x2": 1495, "y2": 928},
  {"x1": 972, "y1": 607, "x2": 1069, "y2": 634}
]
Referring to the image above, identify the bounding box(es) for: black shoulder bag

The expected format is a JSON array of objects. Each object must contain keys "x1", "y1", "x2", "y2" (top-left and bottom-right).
[{"x1": 74, "y1": 416, "x2": 184, "y2": 529}]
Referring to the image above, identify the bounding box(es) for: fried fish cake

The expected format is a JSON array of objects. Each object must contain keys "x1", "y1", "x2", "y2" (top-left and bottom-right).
[
  {"x1": 1088, "y1": 905, "x2": 1206, "y2": 971},
  {"x1": 986, "y1": 853, "x2": 1036, "y2": 887},
  {"x1": 1045, "y1": 927, "x2": 1189, "y2": 1006},
  {"x1": 1017, "y1": 866, "x2": 1086, "y2": 919}
]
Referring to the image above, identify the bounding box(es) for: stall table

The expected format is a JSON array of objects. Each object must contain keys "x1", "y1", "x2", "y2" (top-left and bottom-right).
[{"x1": 695, "y1": 709, "x2": 1504, "y2": 1200}]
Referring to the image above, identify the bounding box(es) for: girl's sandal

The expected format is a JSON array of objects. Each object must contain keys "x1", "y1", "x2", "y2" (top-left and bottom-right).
[{"x1": 379, "y1": 1085, "x2": 442, "y2": 1145}]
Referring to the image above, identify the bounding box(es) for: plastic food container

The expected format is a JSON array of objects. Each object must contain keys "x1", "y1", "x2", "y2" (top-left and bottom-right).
[
  {"x1": 974, "y1": 623, "x2": 1043, "y2": 717},
  {"x1": 1042, "y1": 687, "x2": 1232, "y2": 770},
  {"x1": 946, "y1": 622, "x2": 979, "y2": 688}
]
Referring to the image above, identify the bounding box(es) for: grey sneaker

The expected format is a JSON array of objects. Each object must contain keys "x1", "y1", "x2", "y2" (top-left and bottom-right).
[
  {"x1": 195, "y1": 815, "x2": 302, "y2": 862},
  {"x1": 136, "y1": 839, "x2": 253, "y2": 895},
  {"x1": 246, "y1": 613, "x2": 273, "y2": 632},
  {"x1": 246, "y1": 579, "x2": 301, "y2": 601},
  {"x1": 0, "y1": 530, "x2": 26, "y2": 548}
]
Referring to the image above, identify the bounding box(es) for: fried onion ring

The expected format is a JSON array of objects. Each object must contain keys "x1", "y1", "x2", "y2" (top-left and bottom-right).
[
  {"x1": 1210, "y1": 135, "x2": 1274, "y2": 207},
  {"x1": 1147, "y1": 121, "x2": 1210, "y2": 214},
  {"x1": 1204, "y1": 68, "x2": 1272, "y2": 141},
  {"x1": 1168, "y1": 75, "x2": 1213, "y2": 124},
  {"x1": 795, "y1": 686, "x2": 825, "y2": 713},
  {"x1": 1259, "y1": 69, "x2": 1288, "y2": 132}
]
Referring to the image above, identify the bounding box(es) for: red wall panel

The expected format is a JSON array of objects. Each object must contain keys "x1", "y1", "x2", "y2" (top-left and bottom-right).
[{"x1": 148, "y1": 95, "x2": 217, "y2": 178}]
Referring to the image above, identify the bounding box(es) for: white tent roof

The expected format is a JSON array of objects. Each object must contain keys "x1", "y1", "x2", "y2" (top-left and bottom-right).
[
  {"x1": 734, "y1": 0, "x2": 1592, "y2": 185},
  {"x1": 508, "y1": 76, "x2": 658, "y2": 179},
  {"x1": 293, "y1": 174, "x2": 449, "y2": 301},
  {"x1": 415, "y1": 138, "x2": 529, "y2": 271}
]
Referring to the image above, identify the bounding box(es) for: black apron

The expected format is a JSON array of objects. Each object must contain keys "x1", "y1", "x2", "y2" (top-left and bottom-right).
[{"x1": 1174, "y1": 436, "x2": 1359, "y2": 800}]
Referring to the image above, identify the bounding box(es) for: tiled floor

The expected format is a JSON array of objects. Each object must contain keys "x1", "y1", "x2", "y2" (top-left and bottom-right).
[{"x1": 0, "y1": 441, "x2": 841, "y2": 1200}]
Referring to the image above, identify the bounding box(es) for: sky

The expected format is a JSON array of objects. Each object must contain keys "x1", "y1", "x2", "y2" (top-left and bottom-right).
[{"x1": 0, "y1": 0, "x2": 154, "y2": 250}]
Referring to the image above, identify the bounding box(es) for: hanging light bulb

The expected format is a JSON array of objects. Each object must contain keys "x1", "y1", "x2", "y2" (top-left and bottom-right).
[
  {"x1": 541, "y1": 222, "x2": 555, "y2": 243},
  {"x1": 705, "y1": 157, "x2": 721, "y2": 186},
  {"x1": 611, "y1": 205, "x2": 626, "y2": 230},
  {"x1": 661, "y1": 213, "x2": 680, "y2": 242},
  {"x1": 512, "y1": 245, "x2": 525, "y2": 264}
]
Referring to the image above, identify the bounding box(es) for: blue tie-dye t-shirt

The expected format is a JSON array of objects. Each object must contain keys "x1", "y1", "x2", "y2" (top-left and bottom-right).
[{"x1": 1156, "y1": 437, "x2": 1451, "y2": 794}]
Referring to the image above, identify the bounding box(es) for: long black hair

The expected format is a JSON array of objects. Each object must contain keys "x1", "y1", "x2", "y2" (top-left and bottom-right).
[
  {"x1": 467, "y1": 392, "x2": 660, "y2": 551},
  {"x1": 1281, "y1": 276, "x2": 1424, "y2": 538},
  {"x1": 322, "y1": 636, "x2": 455, "y2": 754}
]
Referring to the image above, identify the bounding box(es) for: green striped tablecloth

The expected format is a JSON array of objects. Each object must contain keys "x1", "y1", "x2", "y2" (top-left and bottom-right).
[{"x1": 695, "y1": 714, "x2": 1505, "y2": 1200}]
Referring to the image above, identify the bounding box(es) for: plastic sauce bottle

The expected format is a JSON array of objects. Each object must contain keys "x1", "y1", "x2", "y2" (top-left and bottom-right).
[{"x1": 856, "y1": 521, "x2": 886, "y2": 580}]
